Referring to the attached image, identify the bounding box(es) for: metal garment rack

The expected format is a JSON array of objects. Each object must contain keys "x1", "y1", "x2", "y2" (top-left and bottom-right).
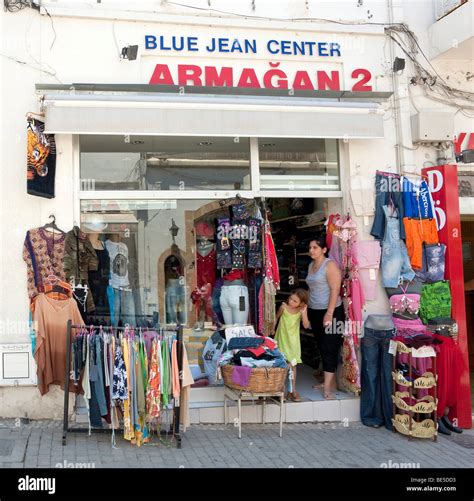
[{"x1": 62, "y1": 320, "x2": 183, "y2": 448}]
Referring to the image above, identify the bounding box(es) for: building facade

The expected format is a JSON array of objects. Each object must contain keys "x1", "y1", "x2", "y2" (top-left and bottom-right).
[{"x1": 0, "y1": 0, "x2": 472, "y2": 426}]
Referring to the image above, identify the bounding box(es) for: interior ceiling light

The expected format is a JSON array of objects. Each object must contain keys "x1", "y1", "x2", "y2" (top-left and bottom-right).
[
  {"x1": 261, "y1": 143, "x2": 276, "y2": 148},
  {"x1": 198, "y1": 141, "x2": 213, "y2": 146},
  {"x1": 132, "y1": 140, "x2": 145, "y2": 145}
]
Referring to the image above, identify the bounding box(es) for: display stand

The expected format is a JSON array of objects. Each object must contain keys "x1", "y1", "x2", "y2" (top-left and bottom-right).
[
  {"x1": 391, "y1": 340, "x2": 438, "y2": 441},
  {"x1": 62, "y1": 320, "x2": 183, "y2": 448},
  {"x1": 223, "y1": 385, "x2": 284, "y2": 439}
]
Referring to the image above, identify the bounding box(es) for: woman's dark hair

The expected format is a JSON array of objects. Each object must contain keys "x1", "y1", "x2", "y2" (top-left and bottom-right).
[{"x1": 309, "y1": 233, "x2": 329, "y2": 256}]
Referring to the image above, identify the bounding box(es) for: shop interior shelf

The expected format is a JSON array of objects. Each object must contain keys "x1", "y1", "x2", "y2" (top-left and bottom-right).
[{"x1": 269, "y1": 214, "x2": 308, "y2": 224}]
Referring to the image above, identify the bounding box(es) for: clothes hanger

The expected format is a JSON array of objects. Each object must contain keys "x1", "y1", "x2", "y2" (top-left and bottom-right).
[{"x1": 42, "y1": 214, "x2": 65, "y2": 234}]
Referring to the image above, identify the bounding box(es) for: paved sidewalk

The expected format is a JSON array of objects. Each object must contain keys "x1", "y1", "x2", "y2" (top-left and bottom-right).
[{"x1": 0, "y1": 420, "x2": 473, "y2": 469}]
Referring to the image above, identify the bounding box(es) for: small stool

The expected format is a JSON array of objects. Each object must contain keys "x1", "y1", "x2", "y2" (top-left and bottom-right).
[{"x1": 223, "y1": 385, "x2": 284, "y2": 439}]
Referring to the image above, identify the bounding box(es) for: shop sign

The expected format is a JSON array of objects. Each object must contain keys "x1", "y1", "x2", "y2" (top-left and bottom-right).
[
  {"x1": 145, "y1": 35, "x2": 373, "y2": 91},
  {"x1": 423, "y1": 164, "x2": 472, "y2": 429}
]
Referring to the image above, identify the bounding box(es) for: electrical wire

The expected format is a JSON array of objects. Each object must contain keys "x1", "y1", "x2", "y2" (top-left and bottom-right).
[{"x1": 0, "y1": 52, "x2": 58, "y2": 77}]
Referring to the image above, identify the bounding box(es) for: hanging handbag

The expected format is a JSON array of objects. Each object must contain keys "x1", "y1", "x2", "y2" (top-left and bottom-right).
[
  {"x1": 416, "y1": 243, "x2": 446, "y2": 283},
  {"x1": 231, "y1": 202, "x2": 251, "y2": 222},
  {"x1": 419, "y1": 281, "x2": 451, "y2": 324}
]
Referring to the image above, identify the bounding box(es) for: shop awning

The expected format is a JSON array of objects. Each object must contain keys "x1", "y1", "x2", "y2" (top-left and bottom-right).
[{"x1": 38, "y1": 84, "x2": 389, "y2": 139}]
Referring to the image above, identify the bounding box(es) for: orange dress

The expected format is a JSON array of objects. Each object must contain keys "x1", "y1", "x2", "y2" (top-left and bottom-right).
[{"x1": 33, "y1": 294, "x2": 84, "y2": 396}]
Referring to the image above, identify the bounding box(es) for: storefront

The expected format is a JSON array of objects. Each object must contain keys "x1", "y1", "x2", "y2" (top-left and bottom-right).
[{"x1": 1, "y1": 4, "x2": 471, "y2": 433}]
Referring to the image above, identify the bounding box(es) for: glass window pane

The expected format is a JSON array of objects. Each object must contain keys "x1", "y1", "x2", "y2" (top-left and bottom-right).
[
  {"x1": 80, "y1": 196, "x2": 335, "y2": 385},
  {"x1": 80, "y1": 136, "x2": 250, "y2": 191},
  {"x1": 258, "y1": 138, "x2": 340, "y2": 191}
]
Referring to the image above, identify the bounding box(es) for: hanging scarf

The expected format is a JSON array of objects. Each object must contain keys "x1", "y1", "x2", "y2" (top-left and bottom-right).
[{"x1": 146, "y1": 339, "x2": 161, "y2": 420}]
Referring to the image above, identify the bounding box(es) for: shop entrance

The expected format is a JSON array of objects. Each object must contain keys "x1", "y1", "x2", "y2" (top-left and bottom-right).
[{"x1": 461, "y1": 217, "x2": 474, "y2": 412}]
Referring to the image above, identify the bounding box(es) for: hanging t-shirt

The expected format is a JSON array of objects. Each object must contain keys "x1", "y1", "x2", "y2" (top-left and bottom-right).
[
  {"x1": 402, "y1": 177, "x2": 435, "y2": 220},
  {"x1": 105, "y1": 240, "x2": 130, "y2": 289},
  {"x1": 27, "y1": 119, "x2": 57, "y2": 199}
]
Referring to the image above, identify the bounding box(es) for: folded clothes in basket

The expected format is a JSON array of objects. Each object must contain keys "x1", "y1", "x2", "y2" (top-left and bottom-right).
[
  {"x1": 227, "y1": 336, "x2": 265, "y2": 350},
  {"x1": 232, "y1": 366, "x2": 252, "y2": 387},
  {"x1": 218, "y1": 345, "x2": 287, "y2": 369}
]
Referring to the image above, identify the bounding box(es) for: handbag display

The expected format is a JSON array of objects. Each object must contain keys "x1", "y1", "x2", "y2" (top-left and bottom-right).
[
  {"x1": 419, "y1": 281, "x2": 451, "y2": 324},
  {"x1": 416, "y1": 243, "x2": 446, "y2": 283}
]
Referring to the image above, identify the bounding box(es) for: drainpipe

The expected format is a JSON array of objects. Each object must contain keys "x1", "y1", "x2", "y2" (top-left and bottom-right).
[{"x1": 387, "y1": 0, "x2": 404, "y2": 173}]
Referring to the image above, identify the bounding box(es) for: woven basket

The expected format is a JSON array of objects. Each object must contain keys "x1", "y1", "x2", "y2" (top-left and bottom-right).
[{"x1": 221, "y1": 365, "x2": 288, "y2": 393}]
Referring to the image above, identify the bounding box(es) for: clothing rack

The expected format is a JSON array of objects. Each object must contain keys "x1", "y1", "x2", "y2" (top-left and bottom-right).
[{"x1": 62, "y1": 320, "x2": 183, "y2": 448}]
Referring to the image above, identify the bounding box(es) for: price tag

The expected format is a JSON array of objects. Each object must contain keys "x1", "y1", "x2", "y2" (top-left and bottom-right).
[
  {"x1": 388, "y1": 340, "x2": 397, "y2": 355},
  {"x1": 363, "y1": 216, "x2": 369, "y2": 226},
  {"x1": 369, "y1": 268, "x2": 376, "y2": 281}
]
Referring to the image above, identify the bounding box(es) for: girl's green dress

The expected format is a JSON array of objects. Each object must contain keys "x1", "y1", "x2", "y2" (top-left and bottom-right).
[{"x1": 275, "y1": 307, "x2": 302, "y2": 366}]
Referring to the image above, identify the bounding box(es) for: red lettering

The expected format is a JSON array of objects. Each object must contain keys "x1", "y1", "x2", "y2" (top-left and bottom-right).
[
  {"x1": 316, "y1": 71, "x2": 340, "y2": 91},
  {"x1": 351, "y1": 68, "x2": 372, "y2": 92},
  {"x1": 149, "y1": 64, "x2": 174, "y2": 85},
  {"x1": 263, "y1": 66, "x2": 288, "y2": 89},
  {"x1": 292, "y1": 71, "x2": 315, "y2": 90},
  {"x1": 177, "y1": 65, "x2": 203, "y2": 86},
  {"x1": 237, "y1": 68, "x2": 261, "y2": 88},
  {"x1": 454, "y1": 132, "x2": 467, "y2": 155},
  {"x1": 204, "y1": 66, "x2": 233, "y2": 87}
]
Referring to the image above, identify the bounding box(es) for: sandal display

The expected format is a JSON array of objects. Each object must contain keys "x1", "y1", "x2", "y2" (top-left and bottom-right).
[{"x1": 391, "y1": 340, "x2": 438, "y2": 442}]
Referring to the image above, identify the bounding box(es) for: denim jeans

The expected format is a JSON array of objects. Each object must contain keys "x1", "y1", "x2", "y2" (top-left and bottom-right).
[
  {"x1": 360, "y1": 326, "x2": 396, "y2": 430},
  {"x1": 165, "y1": 282, "x2": 186, "y2": 324},
  {"x1": 371, "y1": 172, "x2": 406, "y2": 241},
  {"x1": 381, "y1": 205, "x2": 415, "y2": 288},
  {"x1": 113, "y1": 288, "x2": 136, "y2": 327}
]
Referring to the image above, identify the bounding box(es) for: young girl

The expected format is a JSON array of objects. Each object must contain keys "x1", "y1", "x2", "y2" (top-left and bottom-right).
[{"x1": 274, "y1": 289, "x2": 311, "y2": 402}]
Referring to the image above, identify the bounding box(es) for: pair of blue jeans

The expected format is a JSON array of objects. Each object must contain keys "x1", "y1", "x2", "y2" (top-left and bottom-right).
[
  {"x1": 371, "y1": 172, "x2": 406, "y2": 241},
  {"x1": 113, "y1": 288, "x2": 136, "y2": 327},
  {"x1": 360, "y1": 326, "x2": 396, "y2": 430},
  {"x1": 165, "y1": 283, "x2": 186, "y2": 324},
  {"x1": 381, "y1": 205, "x2": 415, "y2": 288}
]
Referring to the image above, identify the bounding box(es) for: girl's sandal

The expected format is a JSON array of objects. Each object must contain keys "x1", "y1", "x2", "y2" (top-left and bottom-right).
[
  {"x1": 286, "y1": 393, "x2": 294, "y2": 401},
  {"x1": 292, "y1": 392, "x2": 302, "y2": 402}
]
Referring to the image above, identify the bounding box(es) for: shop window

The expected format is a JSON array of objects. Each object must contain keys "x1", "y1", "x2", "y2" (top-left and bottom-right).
[
  {"x1": 258, "y1": 138, "x2": 340, "y2": 191},
  {"x1": 80, "y1": 136, "x2": 251, "y2": 191},
  {"x1": 79, "y1": 196, "x2": 333, "y2": 385}
]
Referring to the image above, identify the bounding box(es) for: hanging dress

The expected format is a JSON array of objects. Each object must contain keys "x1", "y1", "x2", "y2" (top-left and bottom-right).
[{"x1": 146, "y1": 339, "x2": 161, "y2": 420}]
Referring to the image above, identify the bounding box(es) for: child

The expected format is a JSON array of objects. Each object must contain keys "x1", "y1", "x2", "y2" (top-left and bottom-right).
[{"x1": 274, "y1": 289, "x2": 311, "y2": 402}]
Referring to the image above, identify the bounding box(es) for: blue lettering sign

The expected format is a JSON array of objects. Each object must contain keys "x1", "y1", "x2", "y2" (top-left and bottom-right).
[
  {"x1": 145, "y1": 35, "x2": 157, "y2": 50},
  {"x1": 267, "y1": 40, "x2": 279, "y2": 54}
]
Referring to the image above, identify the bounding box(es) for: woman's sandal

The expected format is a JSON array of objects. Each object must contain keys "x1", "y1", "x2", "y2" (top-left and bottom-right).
[{"x1": 323, "y1": 392, "x2": 336, "y2": 400}]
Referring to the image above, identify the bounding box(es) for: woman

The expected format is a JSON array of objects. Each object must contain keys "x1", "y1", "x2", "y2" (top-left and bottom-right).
[{"x1": 306, "y1": 234, "x2": 343, "y2": 400}]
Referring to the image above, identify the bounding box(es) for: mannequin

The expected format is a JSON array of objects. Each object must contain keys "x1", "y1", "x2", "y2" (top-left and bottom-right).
[
  {"x1": 105, "y1": 233, "x2": 135, "y2": 326},
  {"x1": 165, "y1": 255, "x2": 185, "y2": 324},
  {"x1": 87, "y1": 229, "x2": 110, "y2": 319},
  {"x1": 219, "y1": 269, "x2": 249, "y2": 326},
  {"x1": 196, "y1": 236, "x2": 216, "y2": 290},
  {"x1": 360, "y1": 314, "x2": 396, "y2": 430}
]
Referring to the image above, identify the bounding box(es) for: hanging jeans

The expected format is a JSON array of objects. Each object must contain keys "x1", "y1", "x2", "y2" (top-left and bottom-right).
[
  {"x1": 113, "y1": 288, "x2": 136, "y2": 327},
  {"x1": 165, "y1": 280, "x2": 186, "y2": 324},
  {"x1": 381, "y1": 205, "x2": 415, "y2": 288},
  {"x1": 360, "y1": 325, "x2": 396, "y2": 430},
  {"x1": 371, "y1": 171, "x2": 406, "y2": 241},
  {"x1": 219, "y1": 284, "x2": 249, "y2": 325}
]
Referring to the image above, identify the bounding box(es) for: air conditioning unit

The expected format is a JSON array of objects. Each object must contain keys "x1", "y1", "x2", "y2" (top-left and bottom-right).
[
  {"x1": 0, "y1": 344, "x2": 37, "y2": 387},
  {"x1": 411, "y1": 111, "x2": 454, "y2": 143}
]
